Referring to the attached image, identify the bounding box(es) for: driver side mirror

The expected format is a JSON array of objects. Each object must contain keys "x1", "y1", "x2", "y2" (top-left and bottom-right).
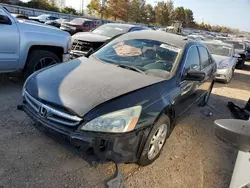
[
  {"x1": 183, "y1": 70, "x2": 205, "y2": 81},
  {"x1": 214, "y1": 119, "x2": 250, "y2": 152},
  {"x1": 0, "y1": 15, "x2": 11, "y2": 25}
]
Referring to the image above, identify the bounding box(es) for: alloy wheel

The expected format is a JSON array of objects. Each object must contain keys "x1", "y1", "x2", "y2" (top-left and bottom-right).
[
  {"x1": 34, "y1": 57, "x2": 57, "y2": 71},
  {"x1": 148, "y1": 123, "x2": 168, "y2": 160}
]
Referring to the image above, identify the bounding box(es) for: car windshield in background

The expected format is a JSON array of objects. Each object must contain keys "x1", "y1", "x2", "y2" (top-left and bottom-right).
[
  {"x1": 234, "y1": 42, "x2": 244, "y2": 50},
  {"x1": 94, "y1": 39, "x2": 180, "y2": 76},
  {"x1": 37, "y1": 14, "x2": 49, "y2": 19},
  {"x1": 225, "y1": 41, "x2": 244, "y2": 50},
  {"x1": 206, "y1": 44, "x2": 231, "y2": 56},
  {"x1": 70, "y1": 18, "x2": 85, "y2": 24},
  {"x1": 91, "y1": 25, "x2": 130, "y2": 37}
]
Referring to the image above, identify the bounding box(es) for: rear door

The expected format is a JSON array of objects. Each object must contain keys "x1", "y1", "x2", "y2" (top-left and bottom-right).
[
  {"x1": 0, "y1": 8, "x2": 19, "y2": 71},
  {"x1": 197, "y1": 46, "x2": 216, "y2": 97}
]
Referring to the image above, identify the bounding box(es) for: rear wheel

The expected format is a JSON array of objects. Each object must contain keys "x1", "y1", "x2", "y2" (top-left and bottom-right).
[
  {"x1": 236, "y1": 56, "x2": 245, "y2": 69},
  {"x1": 137, "y1": 115, "x2": 172, "y2": 166},
  {"x1": 24, "y1": 50, "x2": 60, "y2": 79}
]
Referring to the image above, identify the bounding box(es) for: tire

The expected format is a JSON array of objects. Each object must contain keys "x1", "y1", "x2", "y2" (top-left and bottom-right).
[
  {"x1": 24, "y1": 50, "x2": 60, "y2": 79},
  {"x1": 200, "y1": 81, "x2": 214, "y2": 107},
  {"x1": 224, "y1": 68, "x2": 234, "y2": 84},
  {"x1": 236, "y1": 56, "x2": 245, "y2": 69},
  {"x1": 137, "y1": 114, "x2": 172, "y2": 166}
]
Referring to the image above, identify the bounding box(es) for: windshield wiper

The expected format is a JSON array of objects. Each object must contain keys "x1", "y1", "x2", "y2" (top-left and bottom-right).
[{"x1": 117, "y1": 64, "x2": 146, "y2": 74}]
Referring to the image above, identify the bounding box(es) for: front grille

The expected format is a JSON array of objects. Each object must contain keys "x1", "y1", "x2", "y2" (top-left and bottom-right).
[
  {"x1": 72, "y1": 40, "x2": 93, "y2": 52},
  {"x1": 23, "y1": 90, "x2": 82, "y2": 127}
]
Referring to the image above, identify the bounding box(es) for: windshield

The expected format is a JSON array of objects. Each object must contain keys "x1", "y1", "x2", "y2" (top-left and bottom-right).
[
  {"x1": 70, "y1": 18, "x2": 85, "y2": 25},
  {"x1": 234, "y1": 42, "x2": 244, "y2": 50},
  {"x1": 206, "y1": 44, "x2": 231, "y2": 56},
  {"x1": 94, "y1": 39, "x2": 180, "y2": 76},
  {"x1": 92, "y1": 24, "x2": 130, "y2": 37},
  {"x1": 37, "y1": 14, "x2": 49, "y2": 19}
]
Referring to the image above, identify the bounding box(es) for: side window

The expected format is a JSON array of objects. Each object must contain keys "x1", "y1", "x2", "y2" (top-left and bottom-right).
[
  {"x1": 89, "y1": 22, "x2": 94, "y2": 27},
  {"x1": 183, "y1": 46, "x2": 200, "y2": 75},
  {"x1": 0, "y1": 9, "x2": 11, "y2": 25},
  {"x1": 198, "y1": 46, "x2": 210, "y2": 69}
]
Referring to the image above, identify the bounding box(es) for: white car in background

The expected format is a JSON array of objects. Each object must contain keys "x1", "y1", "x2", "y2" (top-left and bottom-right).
[
  {"x1": 29, "y1": 14, "x2": 59, "y2": 23},
  {"x1": 204, "y1": 41, "x2": 238, "y2": 83}
]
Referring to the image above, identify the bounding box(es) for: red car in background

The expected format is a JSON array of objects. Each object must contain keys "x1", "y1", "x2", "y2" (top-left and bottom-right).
[{"x1": 60, "y1": 18, "x2": 95, "y2": 35}]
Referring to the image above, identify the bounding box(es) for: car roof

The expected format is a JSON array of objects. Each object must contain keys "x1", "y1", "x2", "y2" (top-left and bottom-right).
[
  {"x1": 118, "y1": 30, "x2": 189, "y2": 48},
  {"x1": 104, "y1": 23, "x2": 144, "y2": 29},
  {"x1": 203, "y1": 40, "x2": 233, "y2": 48}
]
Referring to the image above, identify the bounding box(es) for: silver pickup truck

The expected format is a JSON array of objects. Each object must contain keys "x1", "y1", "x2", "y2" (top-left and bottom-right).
[{"x1": 0, "y1": 6, "x2": 71, "y2": 78}]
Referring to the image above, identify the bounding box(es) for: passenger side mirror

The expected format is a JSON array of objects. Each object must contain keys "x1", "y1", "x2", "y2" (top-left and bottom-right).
[
  {"x1": 183, "y1": 70, "x2": 205, "y2": 81},
  {"x1": 0, "y1": 15, "x2": 11, "y2": 25},
  {"x1": 214, "y1": 119, "x2": 250, "y2": 152},
  {"x1": 233, "y1": 54, "x2": 241, "y2": 58}
]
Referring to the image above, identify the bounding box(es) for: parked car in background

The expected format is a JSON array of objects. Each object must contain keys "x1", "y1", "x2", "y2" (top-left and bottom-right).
[
  {"x1": 214, "y1": 36, "x2": 229, "y2": 42},
  {"x1": 204, "y1": 41, "x2": 238, "y2": 83},
  {"x1": 19, "y1": 31, "x2": 216, "y2": 166},
  {"x1": 60, "y1": 18, "x2": 95, "y2": 35},
  {"x1": 29, "y1": 14, "x2": 59, "y2": 23},
  {"x1": 225, "y1": 40, "x2": 247, "y2": 69},
  {"x1": 187, "y1": 34, "x2": 205, "y2": 41},
  {"x1": 45, "y1": 18, "x2": 69, "y2": 28},
  {"x1": 70, "y1": 23, "x2": 149, "y2": 58},
  {"x1": 11, "y1": 13, "x2": 29, "y2": 20},
  {"x1": 0, "y1": 5, "x2": 71, "y2": 78}
]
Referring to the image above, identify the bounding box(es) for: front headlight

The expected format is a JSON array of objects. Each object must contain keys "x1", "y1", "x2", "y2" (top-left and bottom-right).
[
  {"x1": 80, "y1": 106, "x2": 142, "y2": 133},
  {"x1": 217, "y1": 61, "x2": 229, "y2": 69}
]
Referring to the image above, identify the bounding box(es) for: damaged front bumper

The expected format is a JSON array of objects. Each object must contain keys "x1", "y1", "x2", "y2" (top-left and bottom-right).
[{"x1": 18, "y1": 104, "x2": 151, "y2": 163}]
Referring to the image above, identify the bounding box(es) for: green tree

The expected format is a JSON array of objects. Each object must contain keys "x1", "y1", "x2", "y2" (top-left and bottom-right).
[
  {"x1": 184, "y1": 9, "x2": 194, "y2": 27},
  {"x1": 172, "y1": 6, "x2": 185, "y2": 22},
  {"x1": 127, "y1": 0, "x2": 146, "y2": 23},
  {"x1": 61, "y1": 6, "x2": 77, "y2": 14},
  {"x1": 154, "y1": 1, "x2": 170, "y2": 26},
  {"x1": 144, "y1": 4, "x2": 155, "y2": 24}
]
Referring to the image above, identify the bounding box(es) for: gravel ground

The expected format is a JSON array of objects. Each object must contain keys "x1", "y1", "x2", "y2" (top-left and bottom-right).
[{"x1": 0, "y1": 63, "x2": 249, "y2": 188}]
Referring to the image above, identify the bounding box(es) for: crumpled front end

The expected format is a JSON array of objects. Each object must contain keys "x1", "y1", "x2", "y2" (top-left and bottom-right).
[{"x1": 19, "y1": 90, "x2": 151, "y2": 163}]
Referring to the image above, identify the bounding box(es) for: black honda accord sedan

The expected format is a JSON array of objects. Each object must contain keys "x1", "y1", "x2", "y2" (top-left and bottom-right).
[{"x1": 19, "y1": 30, "x2": 216, "y2": 166}]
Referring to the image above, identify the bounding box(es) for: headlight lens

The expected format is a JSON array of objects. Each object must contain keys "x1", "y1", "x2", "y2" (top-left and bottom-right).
[
  {"x1": 80, "y1": 106, "x2": 142, "y2": 133},
  {"x1": 217, "y1": 61, "x2": 229, "y2": 69}
]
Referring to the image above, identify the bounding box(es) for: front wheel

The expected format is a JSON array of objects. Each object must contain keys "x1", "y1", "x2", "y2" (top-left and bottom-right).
[
  {"x1": 224, "y1": 68, "x2": 234, "y2": 83},
  {"x1": 137, "y1": 115, "x2": 172, "y2": 166},
  {"x1": 24, "y1": 50, "x2": 60, "y2": 79}
]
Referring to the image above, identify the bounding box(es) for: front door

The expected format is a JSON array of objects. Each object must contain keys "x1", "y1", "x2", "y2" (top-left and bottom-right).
[
  {"x1": 175, "y1": 45, "x2": 201, "y2": 117},
  {"x1": 0, "y1": 8, "x2": 19, "y2": 71}
]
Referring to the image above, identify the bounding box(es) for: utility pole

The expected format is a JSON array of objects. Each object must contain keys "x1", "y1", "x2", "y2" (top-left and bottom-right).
[{"x1": 82, "y1": 0, "x2": 84, "y2": 15}]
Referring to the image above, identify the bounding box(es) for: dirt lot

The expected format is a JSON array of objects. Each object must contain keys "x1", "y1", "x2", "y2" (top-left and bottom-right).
[{"x1": 0, "y1": 63, "x2": 250, "y2": 188}]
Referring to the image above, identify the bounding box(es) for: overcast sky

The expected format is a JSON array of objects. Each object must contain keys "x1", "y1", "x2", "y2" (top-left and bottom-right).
[{"x1": 21, "y1": 0, "x2": 250, "y2": 31}]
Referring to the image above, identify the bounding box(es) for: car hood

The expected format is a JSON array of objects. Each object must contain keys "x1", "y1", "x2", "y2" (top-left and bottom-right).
[
  {"x1": 212, "y1": 54, "x2": 228, "y2": 64},
  {"x1": 235, "y1": 49, "x2": 245, "y2": 54},
  {"x1": 25, "y1": 57, "x2": 164, "y2": 117},
  {"x1": 17, "y1": 19, "x2": 70, "y2": 37},
  {"x1": 72, "y1": 32, "x2": 110, "y2": 42}
]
